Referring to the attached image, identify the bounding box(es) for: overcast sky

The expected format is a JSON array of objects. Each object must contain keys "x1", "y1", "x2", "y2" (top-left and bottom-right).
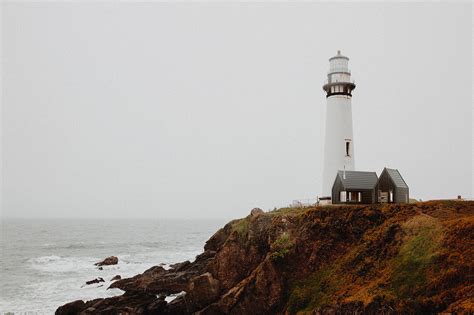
[{"x1": 1, "y1": 2, "x2": 472, "y2": 219}]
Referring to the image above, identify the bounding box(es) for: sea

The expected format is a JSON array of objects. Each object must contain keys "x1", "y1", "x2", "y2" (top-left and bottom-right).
[{"x1": 0, "y1": 218, "x2": 226, "y2": 314}]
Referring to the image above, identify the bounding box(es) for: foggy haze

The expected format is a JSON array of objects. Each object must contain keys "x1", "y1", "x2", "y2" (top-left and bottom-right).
[{"x1": 1, "y1": 2, "x2": 472, "y2": 219}]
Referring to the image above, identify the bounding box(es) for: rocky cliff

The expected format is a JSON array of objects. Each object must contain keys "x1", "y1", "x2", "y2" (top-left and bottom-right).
[{"x1": 57, "y1": 201, "x2": 474, "y2": 314}]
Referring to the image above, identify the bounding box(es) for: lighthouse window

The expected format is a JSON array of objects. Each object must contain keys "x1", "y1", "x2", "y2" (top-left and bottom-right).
[{"x1": 345, "y1": 141, "x2": 350, "y2": 156}]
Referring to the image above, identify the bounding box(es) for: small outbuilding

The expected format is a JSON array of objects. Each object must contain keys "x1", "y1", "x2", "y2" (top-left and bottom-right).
[
  {"x1": 376, "y1": 168, "x2": 409, "y2": 203},
  {"x1": 331, "y1": 170, "x2": 378, "y2": 204}
]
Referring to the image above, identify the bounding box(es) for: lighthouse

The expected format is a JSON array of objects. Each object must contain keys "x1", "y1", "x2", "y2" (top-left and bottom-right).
[{"x1": 321, "y1": 51, "x2": 356, "y2": 197}]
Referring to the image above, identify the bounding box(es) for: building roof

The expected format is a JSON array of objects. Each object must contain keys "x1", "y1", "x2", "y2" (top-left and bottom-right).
[
  {"x1": 336, "y1": 170, "x2": 378, "y2": 190},
  {"x1": 329, "y1": 50, "x2": 349, "y2": 61},
  {"x1": 384, "y1": 168, "x2": 409, "y2": 189}
]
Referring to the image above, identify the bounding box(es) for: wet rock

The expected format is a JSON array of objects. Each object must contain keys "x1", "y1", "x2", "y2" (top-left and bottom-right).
[
  {"x1": 94, "y1": 256, "x2": 118, "y2": 266},
  {"x1": 85, "y1": 277, "x2": 104, "y2": 286},
  {"x1": 108, "y1": 252, "x2": 215, "y2": 296},
  {"x1": 110, "y1": 275, "x2": 121, "y2": 281},
  {"x1": 56, "y1": 300, "x2": 86, "y2": 315},
  {"x1": 55, "y1": 293, "x2": 165, "y2": 314}
]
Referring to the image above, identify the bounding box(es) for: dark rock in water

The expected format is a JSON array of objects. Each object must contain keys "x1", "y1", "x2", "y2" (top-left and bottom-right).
[
  {"x1": 110, "y1": 275, "x2": 121, "y2": 281},
  {"x1": 94, "y1": 256, "x2": 118, "y2": 266},
  {"x1": 57, "y1": 201, "x2": 474, "y2": 314},
  {"x1": 55, "y1": 293, "x2": 167, "y2": 314},
  {"x1": 56, "y1": 300, "x2": 86, "y2": 315},
  {"x1": 97, "y1": 267, "x2": 103, "y2": 270},
  {"x1": 85, "y1": 277, "x2": 104, "y2": 286}
]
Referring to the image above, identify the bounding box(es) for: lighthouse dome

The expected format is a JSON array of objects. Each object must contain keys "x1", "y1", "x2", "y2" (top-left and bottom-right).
[{"x1": 329, "y1": 50, "x2": 349, "y2": 61}]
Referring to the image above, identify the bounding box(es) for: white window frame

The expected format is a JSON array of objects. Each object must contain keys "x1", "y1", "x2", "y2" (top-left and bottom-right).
[{"x1": 340, "y1": 191, "x2": 346, "y2": 202}]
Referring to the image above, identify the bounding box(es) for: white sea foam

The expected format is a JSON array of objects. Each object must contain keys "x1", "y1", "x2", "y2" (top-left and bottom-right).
[
  {"x1": 32, "y1": 255, "x2": 62, "y2": 264},
  {"x1": 1, "y1": 218, "x2": 225, "y2": 313},
  {"x1": 29, "y1": 255, "x2": 98, "y2": 273},
  {"x1": 164, "y1": 291, "x2": 186, "y2": 303}
]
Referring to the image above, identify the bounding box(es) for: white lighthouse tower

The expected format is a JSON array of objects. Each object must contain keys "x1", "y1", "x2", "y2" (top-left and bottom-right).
[{"x1": 321, "y1": 51, "x2": 356, "y2": 197}]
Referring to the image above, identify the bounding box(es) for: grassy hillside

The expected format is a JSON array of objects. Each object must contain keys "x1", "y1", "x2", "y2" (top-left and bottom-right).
[{"x1": 57, "y1": 200, "x2": 474, "y2": 314}]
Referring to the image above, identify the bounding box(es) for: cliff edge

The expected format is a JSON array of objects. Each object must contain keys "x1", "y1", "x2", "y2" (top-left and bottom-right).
[{"x1": 57, "y1": 200, "x2": 474, "y2": 314}]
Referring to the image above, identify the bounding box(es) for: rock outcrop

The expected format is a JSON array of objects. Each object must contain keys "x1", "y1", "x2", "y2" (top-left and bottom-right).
[
  {"x1": 94, "y1": 256, "x2": 118, "y2": 266},
  {"x1": 57, "y1": 201, "x2": 474, "y2": 314},
  {"x1": 84, "y1": 278, "x2": 104, "y2": 286}
]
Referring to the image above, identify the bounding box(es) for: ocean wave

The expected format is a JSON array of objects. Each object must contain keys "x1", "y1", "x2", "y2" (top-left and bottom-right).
[
  {"x1": 32, "y1": 255, "x2": 62, "y2": 264},
  {"x1": 29, "y1": 255, "x2": 98, "y2": 273},
  {"x1": 39, "y1": 241, "x2": 115, "y2": 250},
  {"x1": 2, "y1": 218, "x2": 219, "y2": 313}
]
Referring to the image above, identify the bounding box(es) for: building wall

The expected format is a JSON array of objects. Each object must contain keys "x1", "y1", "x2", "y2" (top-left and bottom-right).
[
  {"x1": 332, "y1": 176, "x2": 376, "y2": 204},
  {"x1": 394, "y1": 187, "x2": 409, "y2": 203},
  {"x1": 376, "y1": 170, "x2": 409, "y2": 203},
  {"x1": 322, "y1": 94, "x2": 355, "y2": 196},
  {"x1": 332, "y1": 176, "x2": 344, "y2": 203}
]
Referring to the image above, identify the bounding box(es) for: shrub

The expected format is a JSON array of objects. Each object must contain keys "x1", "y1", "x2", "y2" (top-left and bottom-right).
[
  {"x1": 231, "y1": 218, "x2": 249, "y2": 240},
  {"x1": 271, "y1": 232, "x2": 293, "y2": 260}
]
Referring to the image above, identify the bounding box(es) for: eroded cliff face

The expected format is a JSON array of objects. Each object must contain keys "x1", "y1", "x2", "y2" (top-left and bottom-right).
[{"x1": 57, "y1": 201, "x2": 474, "y2": 314}]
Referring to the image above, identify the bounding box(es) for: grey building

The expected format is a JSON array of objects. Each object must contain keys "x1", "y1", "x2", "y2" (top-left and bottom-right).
[
  {"x1": 376, "y1": 168, "x2": 409, "y2": 203},
  {"x1": 331, "y1": 170, "x2": 378, "y2": 204}
]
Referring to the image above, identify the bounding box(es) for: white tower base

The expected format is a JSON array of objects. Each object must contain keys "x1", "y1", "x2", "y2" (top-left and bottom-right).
[{"x1": 322, "y1": 95, "x2": 355, "y2": 196}]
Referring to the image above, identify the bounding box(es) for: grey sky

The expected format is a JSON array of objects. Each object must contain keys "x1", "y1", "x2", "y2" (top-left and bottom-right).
[{"x1": 1, "y1": 2, "x2": 472, "y2": 219}]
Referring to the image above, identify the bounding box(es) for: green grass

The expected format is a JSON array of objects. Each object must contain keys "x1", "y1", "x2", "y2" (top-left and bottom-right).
[
  {"x1": 231, "y1": 218, "x2": 249, "y2": 240},
  {"x1": 389, "y1": 220, "x2": 441, "y2": 299},
  {"x1": 287, "y1": 268, "x2": 340, "y2": 314},
  {"x1": 267, "y1": 206, "x2": 308, "y2": 217},
  {"x1": 270, "y1": 232, "x2": 293, "y2": 260}
]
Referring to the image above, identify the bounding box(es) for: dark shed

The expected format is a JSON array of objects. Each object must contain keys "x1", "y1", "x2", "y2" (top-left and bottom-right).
[
  {"x1": 332, "y1": 170, "x2": 378, "y2": 204},
  {"x1": 376, "y1": 168, "x2": 409, "y2": 203}
]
